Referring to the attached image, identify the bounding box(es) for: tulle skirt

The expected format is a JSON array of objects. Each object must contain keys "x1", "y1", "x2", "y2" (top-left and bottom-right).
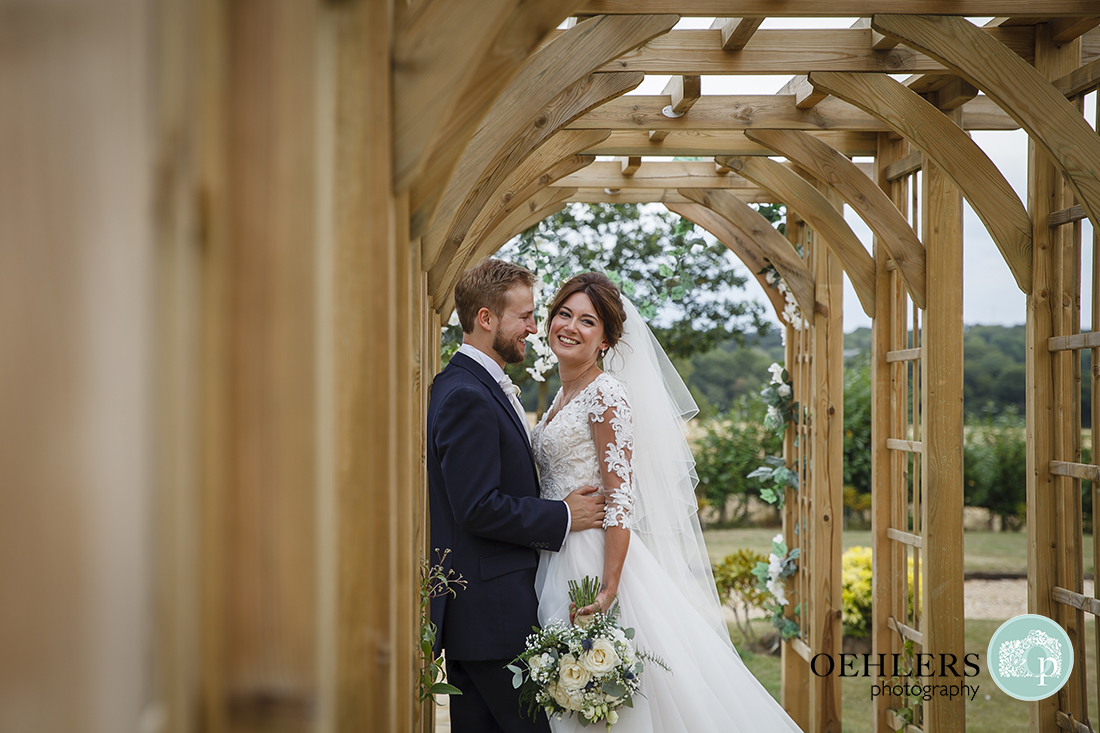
[{"x1": 535, "y1": 529, "x2": 804, "y2": 733}]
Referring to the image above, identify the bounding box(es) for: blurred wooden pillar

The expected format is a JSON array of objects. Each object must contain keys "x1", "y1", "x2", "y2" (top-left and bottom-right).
[
  {"x1": 199, "y1": 0, "x2": 321, "y2": 730},
  {"x1": 0, "y1": 1, "x2": 156, "y2": 730}
]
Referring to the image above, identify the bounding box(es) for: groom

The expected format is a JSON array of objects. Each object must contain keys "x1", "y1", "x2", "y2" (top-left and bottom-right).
[{"x1": 428, "y1": 259, "x2": 606, "y2": 733}]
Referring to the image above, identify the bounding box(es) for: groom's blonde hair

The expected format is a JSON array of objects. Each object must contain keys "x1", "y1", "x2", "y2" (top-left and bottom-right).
[{"x1": 453, "y1": 259, "x2": 536, "y2": 333}]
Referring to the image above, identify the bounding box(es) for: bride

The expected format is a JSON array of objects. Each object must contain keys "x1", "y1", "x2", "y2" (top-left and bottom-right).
[{"x1": 530, "y1": 272, "x2": 804, "y2": 732}]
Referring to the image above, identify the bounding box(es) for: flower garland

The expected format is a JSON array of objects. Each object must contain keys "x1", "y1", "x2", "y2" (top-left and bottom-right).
[
  {"x1": 751, "y1": 533, "x2": 800, "y2": 640},
  {"x1": 762, "y1": 266, "x2": 808, "y2": 333}
]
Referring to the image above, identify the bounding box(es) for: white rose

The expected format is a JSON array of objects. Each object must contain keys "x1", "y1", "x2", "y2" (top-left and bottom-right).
[
  {"x1": 777, "y1": 383, "x2": 791, "y2": 397},
  {"x1": 529, "y1": 653, "x2": 547, "y2": 673},
  {"x1": 767, "y1": 362, "x2": 784, "y2": 383},
  {"x1": 548, "y1": 681, "x2": 573, "y2": 709},
  {"x1": 580, "y1": 638, "x2": 620, "y2": 675},
  {"x1": 607, "y1": 710, "x2": 619, "y2": 725},
  {"x1": 558, "y1": 653, "x2": 592, "y2": 691}
]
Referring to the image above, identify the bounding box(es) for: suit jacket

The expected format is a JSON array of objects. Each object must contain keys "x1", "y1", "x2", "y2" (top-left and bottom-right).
[{"x1": 427, "y1": 351, "x2": 569, "y2": 661}]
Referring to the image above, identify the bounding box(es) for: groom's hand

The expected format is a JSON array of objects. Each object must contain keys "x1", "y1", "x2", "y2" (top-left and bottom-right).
[{"x1": 565, "y1": 485, "x2": 605, "y2": 530}]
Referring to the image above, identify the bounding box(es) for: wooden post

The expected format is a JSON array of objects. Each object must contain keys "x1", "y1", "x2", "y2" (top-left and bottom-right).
[
  {"x1": 809, "y1": 187, "x2": 845, "y2": 733},
  {"x1": 871, "y1": 132, "x2": 909, "y2": 733},
  {"x1": 920, "y1": 109, "x2": 966, "y2": 733},
  {"x1": 0, "y1": 1, "x2": 156, "y2": 730},
  {"x1": 1027, "y1": 24, "x2": 1084, "y2": 733}
]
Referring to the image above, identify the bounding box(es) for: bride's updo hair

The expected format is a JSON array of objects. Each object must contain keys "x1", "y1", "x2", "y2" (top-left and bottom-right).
[{"x1": 547, "y1": 272, "x2": 627, "y2": 349}]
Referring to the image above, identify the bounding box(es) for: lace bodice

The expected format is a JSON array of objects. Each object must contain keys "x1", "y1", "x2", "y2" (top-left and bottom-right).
[{"x1": 531, "y1": 372, "x2": 635, "y2": 529}]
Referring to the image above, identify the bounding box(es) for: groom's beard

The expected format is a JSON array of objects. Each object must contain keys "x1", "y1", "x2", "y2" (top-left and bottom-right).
[{"x1": 492, "y1": 330, "x2": 527, "y2": 364}]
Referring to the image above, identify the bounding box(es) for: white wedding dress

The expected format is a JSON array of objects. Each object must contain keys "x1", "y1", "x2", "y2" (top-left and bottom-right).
[{"x1": 531, "y1": 371, "x2": 804, "y2": 733}]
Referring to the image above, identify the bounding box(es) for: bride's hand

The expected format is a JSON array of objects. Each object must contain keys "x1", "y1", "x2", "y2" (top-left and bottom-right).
[{"x1": 571, "y1": 589, "x2": 617, "y2": 622}]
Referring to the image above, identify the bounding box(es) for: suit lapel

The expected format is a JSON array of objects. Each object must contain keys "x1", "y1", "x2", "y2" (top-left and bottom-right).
[{"x1": 449, "y1": 353, "x2": 534, "y2": 457}]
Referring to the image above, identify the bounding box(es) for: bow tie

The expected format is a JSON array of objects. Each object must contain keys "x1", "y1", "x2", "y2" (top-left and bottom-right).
[{"x1": 498, "y1": 374, "x2": 520, "y2": 397}]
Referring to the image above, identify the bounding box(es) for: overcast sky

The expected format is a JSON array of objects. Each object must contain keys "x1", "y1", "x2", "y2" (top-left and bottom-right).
[{"x1": 618, "y1": 16, "x2": 1097, "y2": 332}]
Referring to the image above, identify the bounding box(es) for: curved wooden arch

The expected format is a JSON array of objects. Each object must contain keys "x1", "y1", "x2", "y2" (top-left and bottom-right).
[
  {"x1": 412, "y1": 13, "x2": 677, "y2": 241},
  {"x1": 394, "y1": 0, "x2": 582, "y2": 194},
  {"x1": 717, "y1": 155, "x2": 876, "y2": 317},
  {"x1": 872, "y1": 14, "x2": 1100, "y2": 237},
  {"x1": 437, "y1": 188, "x2": 577, "y2": 315},
  {"x1": 679, "y1": 188, "x2": 815, "y2": 315},
  {"x1": 434, "y1": 131, "x2": 607, "y2": 304},
  {"x1": 424, "y1": 70, "x2": 642, "y2": 294},
  {"x1": 805, "y1": 71, "x2": 1033, "y2": 293},
  {"x1": 664, "y1": 202, "x2": 791, "y2": 318},
  {"x1": 746, "y1": 128, "x2": 927, "y2": 309}
]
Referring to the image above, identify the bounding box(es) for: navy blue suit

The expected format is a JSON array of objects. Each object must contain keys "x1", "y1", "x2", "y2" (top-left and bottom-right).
[{"x1": 427, "y1": 351, "x2": 568, "y2": 732}]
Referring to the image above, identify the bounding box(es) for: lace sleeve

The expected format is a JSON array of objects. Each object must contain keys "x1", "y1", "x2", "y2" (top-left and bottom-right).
[{"x1": 587, "y1": 377, "x2": 635, "y2": 529}]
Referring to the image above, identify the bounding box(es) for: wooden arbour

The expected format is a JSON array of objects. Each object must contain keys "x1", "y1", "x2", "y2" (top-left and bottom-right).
[{"x1": 17, "y1": 5, "x2": 1100, "y2": 733}]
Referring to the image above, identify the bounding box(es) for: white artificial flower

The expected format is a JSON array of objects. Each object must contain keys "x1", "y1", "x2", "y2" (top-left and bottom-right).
[
  {"x1": 772, "y1": 532, "x2": 784, "y2": 544},
  {"x1": 447, "y1": 310, "x2": 461, "y2": 327},
  {"x1": 607, "y1": 710, "x2": 619, "y2": 725},
  {"x1": 765, "y1": 270, "x2": 777, "y2": 285},
  {"x1": 767, "y1": 363, "x2": 784, "y2": 383},
  {"x1": 777, "y1": 383, "x2": 791, "y2": 397},
  {"x1": 766, "y1": 405, "x2": 780, "y2": 422}
]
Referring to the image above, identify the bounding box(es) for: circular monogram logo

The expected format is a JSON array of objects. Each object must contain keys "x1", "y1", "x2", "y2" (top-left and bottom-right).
[{"x1": 987, "y1": 614, "x2": 1074, "y2": 701}]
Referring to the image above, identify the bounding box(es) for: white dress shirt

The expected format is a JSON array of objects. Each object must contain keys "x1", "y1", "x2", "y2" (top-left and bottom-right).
[{"x1": 456, "y1": 343, "x2": 570, "y2": 547}]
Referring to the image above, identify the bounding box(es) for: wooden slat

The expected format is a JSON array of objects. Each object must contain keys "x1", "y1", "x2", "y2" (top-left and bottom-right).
[
  {"x1": 575, "y1": 2, "x2": 1100, "y2": 17},
  {"x1": 717, "y1": 155, "x2": 876, "y2": 318},
  {"x1": 649, "y1": 75, "x2": 701, "y2": 142},
  {"x1": 789, "y1": 636, "x2": 813, "y2": 663},
  {"x1": 778, "y1": 75, "x2": 830, "y2": 110},
  {"x1": 808, "y1": 71, "x2": 1033, "y2": 295},
  {"x1": 873, "y1": 14, "x2": 1100, "y2": 237},
  {"x1": 1050, "y1": 204, "x2": 1088, "y2": 228},
  {"x1": 566, "y1": 188, "x2": 778, "y2": 205},
  {"x1": 679, "y1": 188, "x2": 816, "y2": 315},
  {"x1": 563, "y1": 26, "x2": 1037, "y2": 76},
  {"x1": 552, "y1": 160, "x2": 771, "y2": 189},
  {"x1": 884, "y1": 152, "x2": 922, "y2": 182},
  {"x1": 571, "y1": 93, "x2": 1018, "y2": 132},
  {"x1": 1052, "y1": 17, "x2": 1100, "y2": 43},
  {"x1": 887, "y1": 439, "x2": 923, "y2": 452},
  {"x1": 1048, "y1": 331, "x2": 1100, "y2": 351},
  {"x1": 711, "y1": 17, "x2": 765, "y2": 51},
  {"x1": 618, "y1": 156, "x2": 641, "y2": 175},
  {"x1": 747, "y1": 128, "x2": 928, "y2": 309},
  {"x1": 586, "y1": 130, "x2": 879, "y2": 157},
  {"x1": 1053, "y1": 586, "x2": 1100, "y2": 616},
  {"x1": 931, "y1": 77, "x2": 980, "y2": 110},
  {"x1": 1053, "y1": 57, "x2": 1100, "y2": 98},
  {"x1": 887, "y1": 347, "x2": 923, "y2": 362},
  {"x1": 888, "y1": 617, "x2": 924, "y2": 645},
  {"x1": 1050, "y1": 461, "x2": 1100, "y2": 482},
  {"x1": 887, "y1": 528, "x2": 924, "y2": 548}
]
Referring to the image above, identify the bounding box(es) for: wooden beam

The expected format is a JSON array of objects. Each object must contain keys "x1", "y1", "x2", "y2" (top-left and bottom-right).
[
  {"x1": 570, "y1": 93, "x2": 1018, "y2": 131},
  {"x1": 779, "y1": 75, "x2": 830, "y2": 110},
  {"x1": 871, "y1": 15, "x2": 1100, "y2": 236},
  {"x1": 710, "y1": 17, "x2": 765, "y2": 51},
  {"x1": 884, "y1": 151, "x2": 922, "y2": 181},
  {"x1": 808, "y1": 71, "x2": 1033, "y2": 294},
  {"x1": 718, "y1": 155, "x2": 876, "y2": 317},
  {"x1": 649, "y1": 74, "x2": 701, "y2": 142},
  {"x1": 1049, "y1": 204, "x2": 1088, "y2": 228},
  {"x1": 552, "y1": 160, "x2": 799, "y2": 190},
  {"x1": 1052, "y1": 17, "x2": 1100, "y2": 43},
  {"x1": 618, "y1": 156, "x2": 641, "y2": 175},
  {"x1": 424, "y1": 71, "x2": 643, "y2": 294},
  {"x1": 665, "y1": 202, "x2": 790, "y2": 318},
  {"x1": 679, "y1": 188, "x2": 816, "y2": 315},
  {"x1": 566, "y1": 188, "x2": 778, "y2": 204},
  {"x1": 575, "y1": 1, "x2": 1100, "y2": 14},
  {"x1": 1053, "y1": 57, "x2": 1100, "y2": 98},
  {"x1": 586, "y1": 129, "x2": 879, "y2": 157},
  {"x1": 411, "y1": 13, "x2": 677, "y2": 240},
  {"x1": 746, "y1": 129, "x2": 927, "y2": 309},
  {"x1": 930, "y1": 76, "x2": 979, "y2": 110},
  {"x1": 543, "y1": 26, "x2": 1037, "y2": 75}
]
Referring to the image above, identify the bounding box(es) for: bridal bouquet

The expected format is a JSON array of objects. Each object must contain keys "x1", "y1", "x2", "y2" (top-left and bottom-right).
[{"x1": 507, "y1": 577, "x2": 668, "y2": 729}]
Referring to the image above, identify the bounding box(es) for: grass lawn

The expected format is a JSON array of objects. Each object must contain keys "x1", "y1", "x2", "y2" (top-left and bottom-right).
[
  {"x1": 731, "y1": 618, "x2": 1099, "y2": 733},
  {"x1": 705, "y1": 528, "x2": 1095, "y2": 576}
]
